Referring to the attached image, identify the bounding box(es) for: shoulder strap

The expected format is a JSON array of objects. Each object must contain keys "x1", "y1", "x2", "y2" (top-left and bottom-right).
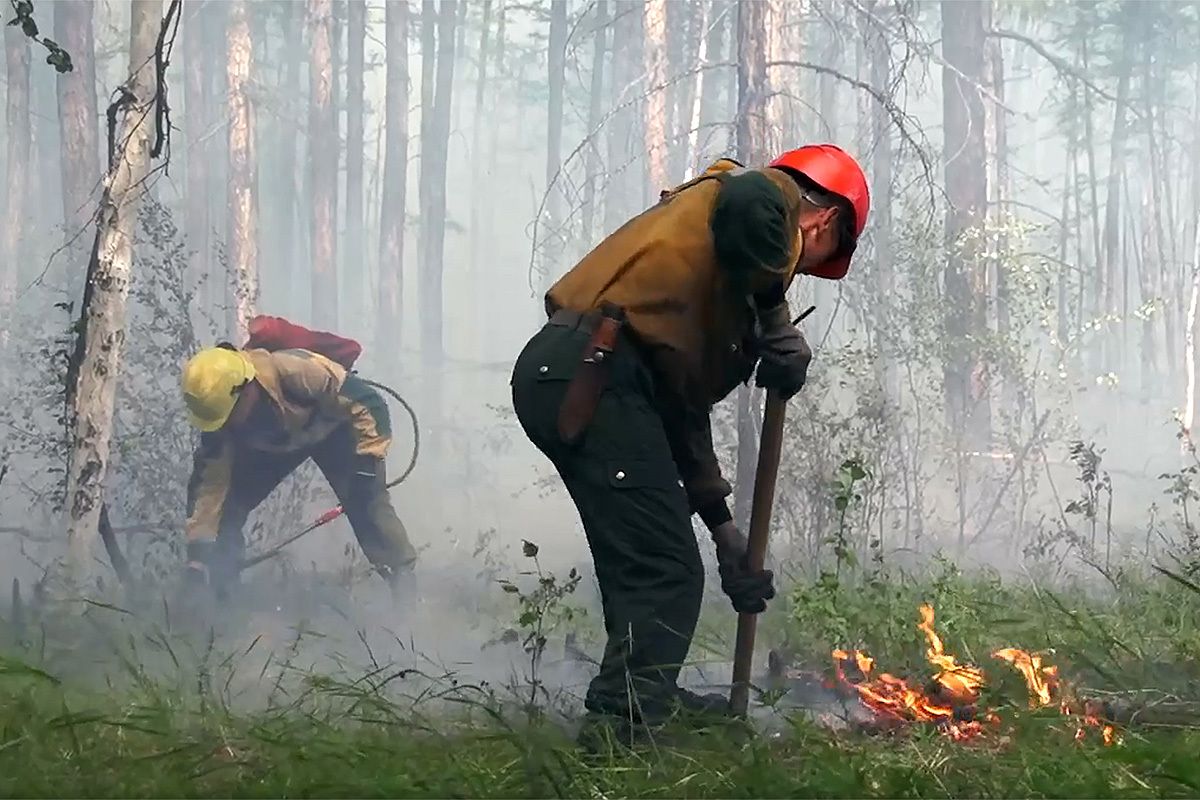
[{"x1": 656, "y1": 158, "x2": 749, "y2": 205}]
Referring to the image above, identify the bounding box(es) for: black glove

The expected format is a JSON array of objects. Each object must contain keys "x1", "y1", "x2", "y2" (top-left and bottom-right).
[
  {"x1": 754, "y1": 302, "x2": 812, "y2": 400},
  {"x1": 711, "y1": 522, "x2": 775, "y2": 614}
]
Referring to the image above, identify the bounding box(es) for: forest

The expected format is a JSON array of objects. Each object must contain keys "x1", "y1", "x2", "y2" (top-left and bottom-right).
[{"x1": 2, "y1": 0, "x2": 1200, "y2": 796}]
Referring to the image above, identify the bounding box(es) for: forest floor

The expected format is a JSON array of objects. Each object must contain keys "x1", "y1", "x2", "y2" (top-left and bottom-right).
[{"x1": 1, "y1": 561, "x2": 1200, "y2": 798}]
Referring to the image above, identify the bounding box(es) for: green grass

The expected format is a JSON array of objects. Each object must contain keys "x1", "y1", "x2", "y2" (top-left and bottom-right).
[{"x1": 3, "y1": 564, "x2": 1200, "y2": 798}]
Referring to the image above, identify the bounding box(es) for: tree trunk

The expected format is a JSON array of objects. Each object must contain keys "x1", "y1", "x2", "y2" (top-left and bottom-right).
[
  {"x1": 604, "y1": 0, "x2": 639, "y2": 233},
  {"x1": 468, "y1": 0, "x2": 492, "y2": 273},
  {"x1": 65, "y1": 0, "x2": 162, "y2": 587},
  {"x1": 732, "y1": 0, "x2": 768, "y2": 530},
  {"x1": 1102, "y1": 25, "x2": 1132, "y2": 343},
  {"x1": 227, "y1": 0, "x2": 257, "y2": 340},
  {"x1": 869, "y1": 1, "x2": 895, "y2": 399},
  {"x1": 378, "y1": 0, "x2": 410, "y2": 367},
  {"x1": 346, "y1": 0, "x2": 366, "y2": 339},
  {"x1": 542, "y1": 0, "x2": 567, "y2": 291},
  {"x1": 281, "y1": 0, "x2": 304, "y2": 317},
  {"x1": 643, "y1": 0, "x2": 669, "y2": 194},
  {"x1": 672, "y1": 2, "x2": 702, "y2": 176},
  {"x1": 684, "y1": 0, "x2": 709, "y2": 170},
  {"x1": 1185, "y1": 207, "x2": 1200, "y2": 444},
  {"x1": 940, "y1": 0, "x2": 991, "y2": 450},
  {"x1": 308, "y1": 0, "x2": 338, "y2": 329},
  {"x1": 2, "y1": 21, "x2": 31, "y2": 315},
  {"x1": 420, "y1": 0, "x2": 457, "y2": 365},
  {"x1": 696, "y1": 0, "x2": 730, "y2": 163},
  {"x1": 579, "y1": 0, "x2": 608, "y2": 251},
  {"x1": 55, "y1": 0, "x2": 101, "y2": 241},
  {"x1": 184, "y1": 0, "x2": 212, "y2": 321}
]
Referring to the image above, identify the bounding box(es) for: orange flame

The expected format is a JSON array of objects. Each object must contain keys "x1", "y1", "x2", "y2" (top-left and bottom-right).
[{"x1": 830, "y1": 606, "x2": 1118, "y2": 746}]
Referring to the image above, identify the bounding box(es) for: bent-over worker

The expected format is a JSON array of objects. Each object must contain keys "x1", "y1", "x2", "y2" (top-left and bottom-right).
[
  {"x1": 180, "y1": 344, "x2": 417, "y2": 596},
  {"x1": 510, "y1": 145, "x2": 870, "y2": 724}
]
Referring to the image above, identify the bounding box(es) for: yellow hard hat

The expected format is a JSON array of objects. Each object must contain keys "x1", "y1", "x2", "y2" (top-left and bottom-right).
[{"x1": 181, "y1": 347, "x2": 257, "y2": 432}]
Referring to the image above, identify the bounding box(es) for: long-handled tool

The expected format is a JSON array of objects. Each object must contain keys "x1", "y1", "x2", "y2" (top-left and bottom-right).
[
  {"x1": 728, "y1": 304, "x2": 813, "y2": 717},
  {"x1": 729, "y1": 389, "x2": 787, "y2": 716}
]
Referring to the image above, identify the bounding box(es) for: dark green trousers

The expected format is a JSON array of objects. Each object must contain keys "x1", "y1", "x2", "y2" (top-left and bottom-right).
[
  {"x1": 511, "y1": 316, "x2": 703, "y2": 720},
  {"x1": 189, "y1": 425, "x2": 417, "y2": 587}
]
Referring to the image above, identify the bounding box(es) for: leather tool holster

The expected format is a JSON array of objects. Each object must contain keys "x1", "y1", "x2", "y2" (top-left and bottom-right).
[{"x1": 557, "y1": 302, "x2": 626, "y2": 445}]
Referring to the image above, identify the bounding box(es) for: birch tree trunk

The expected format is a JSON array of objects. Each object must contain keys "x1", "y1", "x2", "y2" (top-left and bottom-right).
[
  {"x1": 642, "y1": 0, "x2": 669, "y2": 194},
  {"x1": 1184, "y1": 208, "x2": 1200, "y2": 445},
  {"x1": 55, "y1": 0, "x2": 100, "y2": 238},
  {"x1": 65, "y1": 0, "x2": 162, "y2": 587},
  {"x1": 2, "y1": 22, "x2": 31, "y2": 317},
  {"x1": 308, "y1": 0, "x2": 338, "y2": 329},
  {"x1": 732, "y1": 0, "x2": 768, "y2": 530},
  {"x1": 346, "y1": 0, "x2": 366, "y2": 338},
  {"x1": 227, "y1": 0, "x2": 257, "y2": 340},
  {"x1": 378, "y1": 0, "x2": 409, "y2": 366}
]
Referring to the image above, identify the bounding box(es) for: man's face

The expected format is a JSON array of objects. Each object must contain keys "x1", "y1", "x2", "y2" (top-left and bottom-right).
[{"x1": 796, "y1": 206, "x2": 841, "y2": 273}]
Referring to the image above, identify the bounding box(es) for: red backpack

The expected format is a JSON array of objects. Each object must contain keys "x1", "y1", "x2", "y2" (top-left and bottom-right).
[{"x1": 243, "y1": 315, "x2": 363, "y2": 370}]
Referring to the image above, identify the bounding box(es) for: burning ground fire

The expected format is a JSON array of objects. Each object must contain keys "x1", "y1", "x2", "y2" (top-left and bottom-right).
[{"x1": 830, "y1": 605, "x2": 1117, "y2": 745}]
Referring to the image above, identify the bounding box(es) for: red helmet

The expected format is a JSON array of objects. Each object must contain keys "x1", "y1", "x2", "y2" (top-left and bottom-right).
[{"x1": 769, "y1": 144, "x2": 869, "y2": 280}]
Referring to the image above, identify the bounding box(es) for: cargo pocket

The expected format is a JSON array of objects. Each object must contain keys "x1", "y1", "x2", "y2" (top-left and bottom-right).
[{"x1": 601, "y1": 458, "x2": 684, "y2": 492}]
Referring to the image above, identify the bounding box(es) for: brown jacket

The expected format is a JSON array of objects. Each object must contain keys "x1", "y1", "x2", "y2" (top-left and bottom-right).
[{"x1": 546, "y1": 158, "x2": 806, "y2": 513}]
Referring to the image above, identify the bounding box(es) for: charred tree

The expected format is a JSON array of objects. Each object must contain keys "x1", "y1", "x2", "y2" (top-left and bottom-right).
[
  {"x1": 65, "y1": 0, "x2": 163, "y2": 587},
  {"x1": 940, "y1": 0, "x2": 991, "y2": 450},
  {"x1": 378, "y1": 0, "x2": 410, "y2": 365},
  {"x1": 308, "y1": 0, "x2": 338, "y2": 329},
  {"x1": 346, "y1": 0, "x2": 366, "y2": 336},
  {"x1": 642, "y1": 0, "x2": 669, "y2": 194},
  {"x1": 732, "y1": 0, "x2": 769, "y2": 530},
  {"x1": 54, "y1": 0, "x2": 101, "y2": 240},
  {"x1": 2, "y1": 21, "x2": 31, "y2": 314},
  {"x1": 227, "y1": 0, "x2": 257, "y2": 340}
]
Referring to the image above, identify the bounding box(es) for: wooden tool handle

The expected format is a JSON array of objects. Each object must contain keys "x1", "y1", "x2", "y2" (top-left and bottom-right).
[{"x1": 729, "y1": 389, "x2": 788, "y2": 717}]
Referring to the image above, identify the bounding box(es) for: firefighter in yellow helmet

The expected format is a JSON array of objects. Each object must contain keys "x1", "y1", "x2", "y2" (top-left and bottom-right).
[{"x1": 180, "y1": 344, "x2": 417, "y2": 598}]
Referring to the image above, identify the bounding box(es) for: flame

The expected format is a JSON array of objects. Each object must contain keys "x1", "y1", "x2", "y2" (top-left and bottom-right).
[
  {"x1": 989, "y1": 647, "x2": 1117, "y2": 745},
  {"x1": 831, "y1": 606, "x2": 992, "y2": 741},
  {"x1": 992, "y1": 647, "x2": 1059, "y2": 707},
  {"x1": 830, "y1": 606, "x2": 1118, "y2": 747}
]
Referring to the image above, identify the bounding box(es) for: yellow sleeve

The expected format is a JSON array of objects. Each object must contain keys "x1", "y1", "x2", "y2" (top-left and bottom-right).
[
  {"x1": 337, "y1": 374, "x2": 392, "y2": 458},
  {"x1": 185, "y1": 433, "x2": 233, "y2": 543}
]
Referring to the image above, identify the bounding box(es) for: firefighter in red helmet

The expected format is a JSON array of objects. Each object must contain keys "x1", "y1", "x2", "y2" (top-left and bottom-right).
[{"x1": 510, "y1": 146, "x2": 869, "y2": 732}]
